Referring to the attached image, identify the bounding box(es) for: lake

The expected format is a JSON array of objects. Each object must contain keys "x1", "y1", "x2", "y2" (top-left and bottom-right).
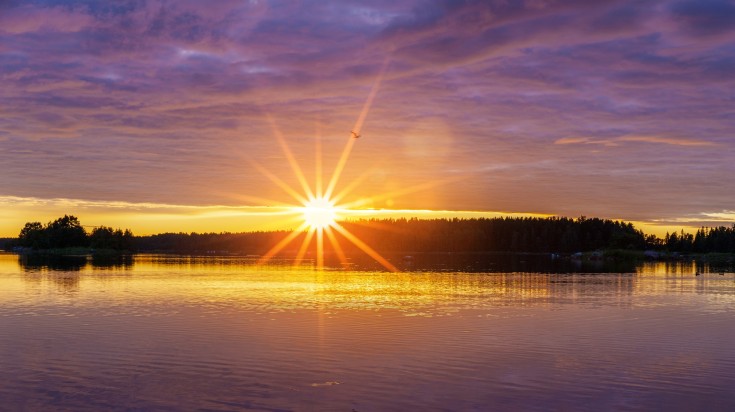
[{"x1": 1, "y1": 252, "x2": 734, "y2": 411}]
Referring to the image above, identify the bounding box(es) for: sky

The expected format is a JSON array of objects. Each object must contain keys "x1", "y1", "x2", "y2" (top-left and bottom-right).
[{"x1": 1, "y1": 0, "x2": 735, "y2": 237}]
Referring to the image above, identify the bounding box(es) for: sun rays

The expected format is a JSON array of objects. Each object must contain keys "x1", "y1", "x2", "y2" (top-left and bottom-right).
[
  {"x1": 255, "y1": 128, "x2": 397, "y2": 271},
  {"x1": 252, "y1": 60, "x2": 452, "y2": 272},
  {"x1": 253, "y1": 62, "x2": 401, "y2": 271}
]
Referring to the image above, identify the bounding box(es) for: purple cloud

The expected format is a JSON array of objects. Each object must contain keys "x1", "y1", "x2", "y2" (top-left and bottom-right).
[
  {"x1": 670, "y1": 0, "x2": 735, "y2": 36},
  {"x1": 1, "y1": 0, "x2": 734, "y2": 233}
]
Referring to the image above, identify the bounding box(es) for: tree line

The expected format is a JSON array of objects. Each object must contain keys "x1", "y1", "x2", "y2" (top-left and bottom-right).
[
  {"x1": 131, "y1": 217, "x2": 735, "y2": 255},
  {"x1": 337, "y1": 216, "x2": 648, "y2": 254},
  {"x1": 9, "y1": 215, "x2": 134, "y2": 251},
  {"x1": 662, "y1": 227, "x2": 735, "y2": 254},
  {"x1": 5, "y1": 215, "x2": 735, "y2": 255}
]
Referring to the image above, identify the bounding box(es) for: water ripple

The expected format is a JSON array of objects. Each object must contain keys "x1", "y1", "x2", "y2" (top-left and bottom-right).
[{"x1": 1, "y1": 253, "x2": 734, "y2": 410}]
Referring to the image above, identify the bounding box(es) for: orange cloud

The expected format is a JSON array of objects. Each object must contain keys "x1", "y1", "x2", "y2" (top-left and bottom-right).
[
  {"x1": 555, "y1": 135, "x2": 716, "y2": 147},
  {"x1": 553, "y1": 137, "x2": 618, "y2": 146},
  {"x1": 618, "y1": 135, "x2": 717, "y2": 147}
]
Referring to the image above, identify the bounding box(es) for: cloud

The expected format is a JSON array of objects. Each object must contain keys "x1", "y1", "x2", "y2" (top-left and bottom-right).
[
  {"x1": 1, "y1": 0, "x2": 735, "y2": 231},
  {"x1": 648, "y1": 210, "x2": 735, "y2": 231},
  {"x1": 555, "y1": 135, "x2": 718, "y2": 147},
  {"x1": 554, "y1": 137, "x2": 618, "y2": 146},
  {"x1": 670, "y1": 0, "x2": 735, "y2": 36},
  {"x1": 618, "y1": 135, "x2": 717, "y2": 146},
  {"x1": 0, "y1": 195, "x2": 291, "y2": 214},
  {"x1": 699, "y1": 210, "x2": 735, "y2": 222},
  {"x1": 0, "y1": 4, "x2": 93, "y2": 34}
]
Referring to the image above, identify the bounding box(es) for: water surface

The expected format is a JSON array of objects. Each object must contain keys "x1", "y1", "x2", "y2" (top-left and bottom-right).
[{"x1": 1, "y1": 253, "x2": 734, "y2": 411}]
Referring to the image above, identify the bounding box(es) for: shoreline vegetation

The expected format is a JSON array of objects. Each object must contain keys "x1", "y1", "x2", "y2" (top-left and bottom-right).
[{"x1": 1, "y1": 215, "x2": 734, "y2": 261}]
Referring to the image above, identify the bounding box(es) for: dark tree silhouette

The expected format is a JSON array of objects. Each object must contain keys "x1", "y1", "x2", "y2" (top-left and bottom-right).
[
  {"x1": 18, "y1": 222, "x2": 47, "y2": 249},
  {"x1": 9, "y1": 216, "x2": 735, "y2": 255},
  {"x1": 90, "y1": 226, "x2": 134, "y2": 251},
  {"x1": 45, "y1": 215, "x2": 87, "y2": 248},
  {"x1": 10, "y1": 215, "x2": 134, "y2": 252},
  {"x1": 132, "y1": 217, "x2": 652, "y2": 255}
]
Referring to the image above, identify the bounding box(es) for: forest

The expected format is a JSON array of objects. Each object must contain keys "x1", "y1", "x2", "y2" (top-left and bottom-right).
[
  {"x1": 134, "y1": 217, "x2": 735, "y2": 255},
  {"x1": 4, "y1": 215, "x2": 735, "y2": 255}
]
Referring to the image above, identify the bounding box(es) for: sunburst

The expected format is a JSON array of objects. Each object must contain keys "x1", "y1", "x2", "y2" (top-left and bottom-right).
[
  {"x1": 252, "y1": 60, "x2": 454, "y2": 272},
  {"x1": 255, "y1": 158, "x2": 399, "y2": 271},
  {"x1": 300, "y1": 196, "x2": 340, "y2": 230},
  {"x1": 248, "y1": 61, "x2": 405, "y2": 271}
]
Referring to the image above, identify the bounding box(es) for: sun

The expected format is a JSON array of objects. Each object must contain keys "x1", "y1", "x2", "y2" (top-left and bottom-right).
[
  {"x1": 301, "y1": 196, "x2": 339, "y2": 230},
  {"x1": 250, "y1": 59, "x2": 405, "y2": 272}
]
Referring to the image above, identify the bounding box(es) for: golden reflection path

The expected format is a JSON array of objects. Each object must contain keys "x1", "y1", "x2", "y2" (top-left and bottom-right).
[{"x1": 3, "y1": 254, "x2": 734, "y2": 313}]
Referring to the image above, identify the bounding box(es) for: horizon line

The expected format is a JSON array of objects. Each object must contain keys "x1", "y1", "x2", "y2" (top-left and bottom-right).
[{"x1": 0, "y1": 194, "x2": 732, "y2": 238}]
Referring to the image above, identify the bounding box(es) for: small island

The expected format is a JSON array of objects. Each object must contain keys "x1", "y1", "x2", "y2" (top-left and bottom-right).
[{"x1": 5, "y1": 215, "x2": 134, "y2": 255}]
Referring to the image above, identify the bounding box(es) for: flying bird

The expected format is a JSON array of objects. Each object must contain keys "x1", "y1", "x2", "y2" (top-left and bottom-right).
[{"x1": 351, "y1": 131, "x2": 361, "y2": 139}]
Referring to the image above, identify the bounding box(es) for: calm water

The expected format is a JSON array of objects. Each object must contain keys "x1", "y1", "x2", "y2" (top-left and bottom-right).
[{"x1": 1, "y1": 253, "x2": 734, "y2": 411}]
